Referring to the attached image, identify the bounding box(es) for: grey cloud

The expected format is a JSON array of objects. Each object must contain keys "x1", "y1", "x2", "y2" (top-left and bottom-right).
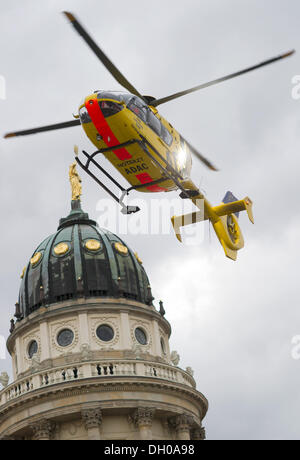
[{"x1": 0, "y1": 0, "x2": 299, "y2": 440}]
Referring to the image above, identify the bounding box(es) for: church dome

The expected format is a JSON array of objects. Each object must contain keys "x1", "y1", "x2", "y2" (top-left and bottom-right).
[{"x1": 18, "y1": 200, "x2": 153, "y2": 318}]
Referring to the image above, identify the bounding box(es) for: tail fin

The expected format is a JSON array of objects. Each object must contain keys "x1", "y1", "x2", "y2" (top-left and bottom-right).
[
  {"x1": 222, "y1": 191, "x2": 240, "y2": 217},
  {"x1": 214, "y1": 192, "x2": 254, "y2": 224}
]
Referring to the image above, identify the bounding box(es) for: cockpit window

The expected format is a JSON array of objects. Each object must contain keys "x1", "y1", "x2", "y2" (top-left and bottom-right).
[
  {"x1": 97, "y1": 91, "x2": 133, "y2": 104},
  {"x1": 79, "y1": 106, "x2": 92, "y2": 124},
  {"x1": 98, "y1": 100, "x2": 123, "y2": 118}
]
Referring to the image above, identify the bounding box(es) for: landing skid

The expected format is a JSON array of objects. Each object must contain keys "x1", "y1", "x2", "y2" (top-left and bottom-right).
[
  {"x1": 75, "y1": 148, "x2": 140, "y2": 215},
  {"x1": 75, "y1": 136, "x2": 202, "y2": 214}
]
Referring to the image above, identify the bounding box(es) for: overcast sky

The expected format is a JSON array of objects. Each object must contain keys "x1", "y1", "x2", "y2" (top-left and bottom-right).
[{"x1": 0, "y1": 0, "x2": 299, "y2": 440}]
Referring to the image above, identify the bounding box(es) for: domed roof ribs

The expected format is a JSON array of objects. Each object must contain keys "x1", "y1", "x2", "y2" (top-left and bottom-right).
[
  {"x1": 48, "y1": 226, "x2": 78, "y2": 305},
  {"x1": 20, "y1": 263, "x2": 30, "y2": 318},
  {"x1": 42, "y1": 232, "x2": 62, "y2": 307},
  {"x1": 73, "y1": 224, "x2": 84, "y2": 298},
  {"x1": 128, "y1": 249, "x2": 143, "y2": 303},
  {"x1": 79, "y1": 224, "x2": 111, "y2": 298},
  {"x1": 26, "y1": 234, "x2": 56, "y2": 316},
  {"x1": 117, "y1": 235, "x2": 143, "y2": 303},
  {"x1": 95, "y1": 227, "x2": 120, "y2": 297},
  {"x1": 100, "y1": 230, "x2": 138, "y2": 300},
  {"x1": 77, "y1": 225, "x2": 88, "y2": 298}
]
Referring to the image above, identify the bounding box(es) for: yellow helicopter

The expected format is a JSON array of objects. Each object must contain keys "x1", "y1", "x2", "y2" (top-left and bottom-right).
[{"x1": 4, "y1": 12, "x2": 295, "y2": 260}]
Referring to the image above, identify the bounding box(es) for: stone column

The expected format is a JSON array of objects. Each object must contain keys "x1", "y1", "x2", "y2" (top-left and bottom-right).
[
  {"x1": 39, "y1": 321, "x2": 51, "y2": 362},
  {"x1": 151, "y1": 320, "x2": 161, "y2": 357},
  {"x1": 191, "y1": 426, "x2": 206, "y2": 440},
  {"x1": 170, "y1": 414, "x2": 194, "y2": 440},
  {"x1": 15, "y1": 336, "x2": 22, "y2": 377},
  {"x1": 30, "y1": 419, "x2": 55, "y2": 440},
  {"x1": 81, "y1": 408, "x2": 102, "y2": 440},
  {"x1": 132, "y1": 407, "x2": 155, "y2": 440},
  {"x1": 120, "y1": 311, "x2": 131, "y2": 349},
  {"x1": 78, "y1": 312, "x2": 89, "y2": 344}
]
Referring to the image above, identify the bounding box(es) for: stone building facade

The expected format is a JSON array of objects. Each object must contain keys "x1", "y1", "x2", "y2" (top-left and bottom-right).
[{"x1": 0, "y1": 198, "x2": 208, "y2": 440}]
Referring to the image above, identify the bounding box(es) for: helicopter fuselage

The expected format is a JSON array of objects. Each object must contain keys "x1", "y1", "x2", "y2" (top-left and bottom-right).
[{"x1": 79, "y1": 91, "x2": 193, "y2": 193}]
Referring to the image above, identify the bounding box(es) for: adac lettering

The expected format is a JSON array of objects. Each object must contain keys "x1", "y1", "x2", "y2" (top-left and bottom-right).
[{"x1": 125, "y1": 163, "x2": 149, "y2": 175}]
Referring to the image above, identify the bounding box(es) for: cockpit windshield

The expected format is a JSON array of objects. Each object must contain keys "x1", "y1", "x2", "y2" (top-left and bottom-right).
[
  {"x1": 98, "y1": 100, "x2": 123, "y2": 118},
  {"x1": 96, "y1": 91, "x2": 133, "y2": 104}
]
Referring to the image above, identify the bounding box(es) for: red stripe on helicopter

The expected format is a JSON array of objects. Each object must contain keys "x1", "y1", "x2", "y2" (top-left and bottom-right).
[
  {"x1": 85, "y1": 99, "x2": 132, "y2": 161},
  {"x1": 135, "y1": 173, "x2": 166, "y2": 192},
  {"x1": 85, "y1": 99, "x2": 167, "y2": 192}
]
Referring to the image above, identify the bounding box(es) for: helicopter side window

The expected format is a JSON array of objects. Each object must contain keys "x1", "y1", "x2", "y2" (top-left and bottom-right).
[
  {"x1": 161, "y1": 124, "x2": 173, "y2": 146},
  {"x1": 98, "y1": 100, "x2": 123, "y2": 118},
  {"x1": 147, "y1": 110, "x2": 162, "y2": 137},
  {"x1": 127, "y1": 100, "x2": 147, "y2": 123},
  {"x1": 79, "y1": 106, "x2": 92, "y2": 124},
  {"x1": 127, "y1": 98, "x2": 172, "y2": 145}
]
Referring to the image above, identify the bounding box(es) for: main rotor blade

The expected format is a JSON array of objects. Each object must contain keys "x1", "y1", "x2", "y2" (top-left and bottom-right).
[
  {"x1": 182, "y1": 136, "x2": 218, "y2": 171},
  {"x1": 152, "y1": 50, "x2": 295, "y2": 107},
  {"x1": 4, "y1": 119, "x2": 81, "y2": 138},
  {"x1": 63, "y1": 11, "x2": 145, "y2": 100}
]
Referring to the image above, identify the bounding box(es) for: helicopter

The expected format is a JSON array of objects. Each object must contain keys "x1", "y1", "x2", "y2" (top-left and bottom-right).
[{"x1": 4, "y1": 11, "x2": 295, "y2": 260}]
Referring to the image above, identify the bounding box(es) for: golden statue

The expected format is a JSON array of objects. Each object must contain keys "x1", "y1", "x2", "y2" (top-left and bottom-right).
[{"x1": 69, "y1": 162, "x2": 82, "y2": 201}]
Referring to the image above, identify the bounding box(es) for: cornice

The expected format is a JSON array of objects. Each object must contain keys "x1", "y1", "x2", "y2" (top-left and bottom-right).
[{"x1": 0, "y1": 376, "x2": 208, "y2": 424}]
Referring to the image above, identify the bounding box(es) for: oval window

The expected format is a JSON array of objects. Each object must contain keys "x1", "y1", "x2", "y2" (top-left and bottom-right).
[
  {"x1": 57, "y1": 329, "x2": 74, "y2": 347},
  {"x1": 28, "y1": 340, "x2": 38, "y2": 359},
  {"x1": 96, "y1": 324, "x2": 114, "y2": 342},
  {"x1": 135, "y1": 327, "x2": 147, "y2": 345}
]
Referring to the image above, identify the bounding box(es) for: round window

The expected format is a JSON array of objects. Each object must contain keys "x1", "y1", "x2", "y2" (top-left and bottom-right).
[
  {"x1": 57, "y1": 329, "x2": 74, "y2": 347},
  {"x1": 28, "y1": 340, "x2": 38, "y2": 359},
  {"x1": 160, "y1": 337, "x2": 166, "y2": 354},
  {"x1": 135, "y1": 327, "x2": 147, "y2": 345},
  {"x1": 96, "y1": 324, "x2": 114, "y2": 342}
]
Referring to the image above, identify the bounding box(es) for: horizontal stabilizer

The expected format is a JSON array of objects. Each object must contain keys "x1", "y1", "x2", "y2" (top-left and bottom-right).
[{"x1": 213, "y1": 197, "x2": 254, "y2": 224}]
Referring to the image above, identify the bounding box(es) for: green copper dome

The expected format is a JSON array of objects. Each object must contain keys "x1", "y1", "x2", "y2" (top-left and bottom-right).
[{"x1": 19, "y1": 201, "x2": 153, "y2": 318}]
